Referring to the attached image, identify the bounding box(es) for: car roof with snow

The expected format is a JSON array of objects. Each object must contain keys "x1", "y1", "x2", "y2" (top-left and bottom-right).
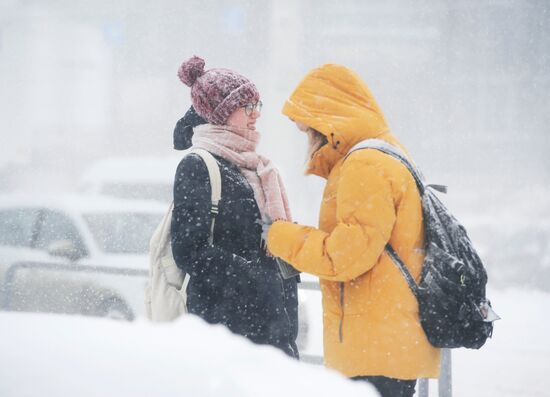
[
  {"x1": 0, "y1": 193, "x2": 166, "y2": 214},
  {"x1": 80, "y1": 155, "x2": 185, "y2": 184}
]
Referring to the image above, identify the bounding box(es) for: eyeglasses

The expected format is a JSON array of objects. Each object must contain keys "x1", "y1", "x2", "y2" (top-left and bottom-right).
[{"x1": 244, "y1": 101, "x2": 263, "y2": 116}]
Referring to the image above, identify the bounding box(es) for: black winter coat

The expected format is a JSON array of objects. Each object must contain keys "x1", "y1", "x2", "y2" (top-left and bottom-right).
[{"x1": 171, "y1": 152, "x2": 299, "y2": 358}]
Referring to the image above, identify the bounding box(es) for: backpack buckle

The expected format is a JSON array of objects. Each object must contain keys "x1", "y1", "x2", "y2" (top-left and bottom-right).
[{"x1": 426, "y1": 184, "x2": 448, "y2": 194}]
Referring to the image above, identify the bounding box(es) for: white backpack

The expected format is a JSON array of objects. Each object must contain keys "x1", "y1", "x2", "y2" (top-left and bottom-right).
[{"x1": 145, "y1": 149, "x2": 221, "y2": 322}]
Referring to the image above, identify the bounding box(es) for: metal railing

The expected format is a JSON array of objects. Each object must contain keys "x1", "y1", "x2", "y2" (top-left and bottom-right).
[
  {"x1": 0, "y1": 260, "x2": 451, "y2": 396},
  {"x1": 0, "y1": 261, "x2": 147, "y2": 310}
]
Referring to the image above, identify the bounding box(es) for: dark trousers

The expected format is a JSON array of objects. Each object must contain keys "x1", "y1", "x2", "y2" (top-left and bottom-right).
[{"x1": 352, "y1": 376, "x2": 417, "y2": 397}]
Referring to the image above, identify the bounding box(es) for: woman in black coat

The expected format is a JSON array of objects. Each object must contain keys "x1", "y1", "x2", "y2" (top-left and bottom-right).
[{"x1": 170, "y1": 57, "x2": 299, "y2": 358}]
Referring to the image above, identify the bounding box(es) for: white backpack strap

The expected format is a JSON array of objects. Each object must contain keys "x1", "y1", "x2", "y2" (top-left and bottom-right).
[
  {"x1": 189, "y1": 148, "x2": 222, "y2": 244},
  {"x1": 156, "y1": 149, "x2": 221, "y2": 258}
]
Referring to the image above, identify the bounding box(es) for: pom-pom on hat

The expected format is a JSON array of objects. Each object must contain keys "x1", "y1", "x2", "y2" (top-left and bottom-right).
[{"x1": 177, "y1": 56, "x2": 260, "y2": 125}]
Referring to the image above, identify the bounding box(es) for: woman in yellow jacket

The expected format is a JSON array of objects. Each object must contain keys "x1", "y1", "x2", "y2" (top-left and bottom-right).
[{"x1": 267, "y1": 64, "x2": 440, "y2": 397}]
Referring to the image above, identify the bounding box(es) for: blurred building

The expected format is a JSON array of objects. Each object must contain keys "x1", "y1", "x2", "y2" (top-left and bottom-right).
[{"x1": 0, "y1": 0, "x2": 548, "y2": 202}]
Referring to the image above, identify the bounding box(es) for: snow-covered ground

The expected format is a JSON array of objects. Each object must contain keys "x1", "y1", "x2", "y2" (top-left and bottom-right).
[
  {"x1": 0, "y1": 287, "x2": 547, "y2": 397},
  {"x1": 0, "y1": 311, "x2": 378, "y2": 397}
]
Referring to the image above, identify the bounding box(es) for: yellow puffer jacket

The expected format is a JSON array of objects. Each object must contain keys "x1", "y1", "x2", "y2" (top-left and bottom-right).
[{"x1": 267, "y1": 64, "x2": 440, "y2": 379}]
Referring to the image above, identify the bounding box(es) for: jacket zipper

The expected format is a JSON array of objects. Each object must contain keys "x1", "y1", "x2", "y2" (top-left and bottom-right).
[{"x1": 339, "y1": 282, "x2": 344, "y2": 343}]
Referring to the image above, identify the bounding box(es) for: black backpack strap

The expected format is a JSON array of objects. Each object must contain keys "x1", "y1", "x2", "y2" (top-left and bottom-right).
[
  {"x1": 346, "y1": 138, "x2": 426, "y2": 194},
  {"x1": 345, "y1": 139, "x2": 424, "y2": 295},
  {"x1": 385, "y1": 244, "x2": 420, "y2": 298}
]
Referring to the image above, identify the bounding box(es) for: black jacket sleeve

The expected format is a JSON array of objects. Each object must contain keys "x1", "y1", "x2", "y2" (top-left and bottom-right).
[{"x1": 170, "y1": 154, "x2": 249, "y2": 277}]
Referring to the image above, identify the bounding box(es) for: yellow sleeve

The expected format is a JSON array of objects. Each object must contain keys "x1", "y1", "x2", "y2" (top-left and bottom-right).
[{"x1": 267, "y1": 159, "x2": 396, "y2": 281}]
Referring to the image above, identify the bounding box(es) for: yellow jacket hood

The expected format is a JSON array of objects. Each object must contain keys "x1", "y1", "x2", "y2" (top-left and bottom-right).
[{"x1": 282, "y1": 64, "x2": 390, "y2": 178}]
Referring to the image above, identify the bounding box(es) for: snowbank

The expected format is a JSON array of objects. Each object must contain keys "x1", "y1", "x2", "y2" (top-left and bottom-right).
[
  {"x1": 0, "y1": 312, "x2": 378, "y2": 397},
  {"x1": 2, "y1": 289, "x2": 547, "y2": 396}
]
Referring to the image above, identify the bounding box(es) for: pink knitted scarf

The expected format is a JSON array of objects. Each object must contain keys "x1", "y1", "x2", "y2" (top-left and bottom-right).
[{"x1": 192, "y1": 124, "x2": 292, "y2": 223}]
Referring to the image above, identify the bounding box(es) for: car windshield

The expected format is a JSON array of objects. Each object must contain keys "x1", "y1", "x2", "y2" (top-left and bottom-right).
[{"x1": 83, "y1": 212, "x2": 161, "y2": 254}]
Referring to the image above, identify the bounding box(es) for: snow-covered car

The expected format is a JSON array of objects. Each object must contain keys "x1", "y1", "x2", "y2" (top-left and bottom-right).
[
  {"x1": 0, "y1": 193, "x2": 316, "y2": 353},
  {"x1": 78, "y1": 155, "x2": 183, "y2": 203},
  {"x1": 0, "y1": 194, "x2": 165, "y2": 319}
]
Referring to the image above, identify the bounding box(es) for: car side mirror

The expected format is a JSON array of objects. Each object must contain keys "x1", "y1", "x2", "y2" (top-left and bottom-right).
[{"x1": 47, "y1": 240, "x2": 84, "y2": 262}]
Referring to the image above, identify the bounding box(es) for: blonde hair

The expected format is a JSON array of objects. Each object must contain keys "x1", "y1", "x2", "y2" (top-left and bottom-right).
[{"x1": 305, "y1": 127, "x2": 328, "y2": 163}]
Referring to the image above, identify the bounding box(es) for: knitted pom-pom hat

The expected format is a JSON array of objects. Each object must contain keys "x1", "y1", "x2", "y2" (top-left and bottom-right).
[{"x1": 178, "y1": 56, "x2": 260, "y2": 125}]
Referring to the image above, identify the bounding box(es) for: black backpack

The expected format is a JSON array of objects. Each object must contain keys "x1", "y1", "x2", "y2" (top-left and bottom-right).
[{"x1": 347, "y1": 139, "x2": 498, "y2": 349}]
